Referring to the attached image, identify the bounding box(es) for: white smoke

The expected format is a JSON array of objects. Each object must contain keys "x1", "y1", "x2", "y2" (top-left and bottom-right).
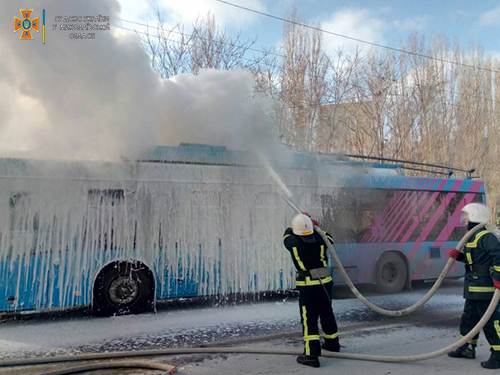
[{"x1": 0, "y1": 0, "x2": 279, "y2": 161}]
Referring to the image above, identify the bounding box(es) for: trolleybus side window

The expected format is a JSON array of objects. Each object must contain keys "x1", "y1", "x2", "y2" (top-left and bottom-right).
[
  {"x1": 447, "y1": 193, "x2": 485, "y2": 241},
  {"x1": 356, "y1": 188, "x2": 396, "y2": 243}
]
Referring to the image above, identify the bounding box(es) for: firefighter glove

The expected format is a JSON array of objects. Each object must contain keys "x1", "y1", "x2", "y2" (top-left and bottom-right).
[
  {"x1": 449, "y1": 248, "x2": 460, "y2": 259},
  {"x1": 493, "y1": 279, "x2": 500, "y2": 290}
]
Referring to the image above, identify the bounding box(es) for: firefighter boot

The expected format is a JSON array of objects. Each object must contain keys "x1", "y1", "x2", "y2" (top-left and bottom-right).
[
  {"x1": 481, "y1": 350, "x2": 500, "y2": 369},
  {"x1": 322, "y1": 339, "x2": 340, "y2": 352},
  {"x1": 296, "y1": 355, "x2": 320, "y2": 368},
  {"x1": 447, "y1": 344, "x2": 476, "y2": 359}
]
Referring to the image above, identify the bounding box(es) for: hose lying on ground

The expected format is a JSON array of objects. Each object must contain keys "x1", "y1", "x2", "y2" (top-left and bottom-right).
[
  {"x1": 315, "y1": 221, "x2": 485, "y2": 317},
  {"x1": 1, "y1": 290, "x2": 498, "y2": 372},
  {"x1": 277, "y1": 179, "x2": 486, "y2": 317},
  {"x1": 33, "y1": 360, "x2": 178, "y2": 375},
  {"x1": 0, "y1": 157, "x2": 494, "y2": 372},
  {"x1": 259, "y1": 153, "x2": 482, "y2": 317}
]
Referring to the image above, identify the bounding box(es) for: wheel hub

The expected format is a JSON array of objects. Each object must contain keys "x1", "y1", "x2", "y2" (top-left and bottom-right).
[
  {"x1": 381, "y1": 263, "x2": 397, "y2": 283},
  {"x1": 108, "y1": 277, "x2": 140, "y2": 306}
]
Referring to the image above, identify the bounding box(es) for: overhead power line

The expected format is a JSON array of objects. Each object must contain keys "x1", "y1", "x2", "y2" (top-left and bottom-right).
[
  {"x1": 114, "y1": 23, "x2": 500, "y2": 115},
  {"x1": 118, "y1": 18, "x2": 285, "y2": 59},
  {"x1": 112, "y1": 19, "x2": 500, "y2": 113},
  {"x1": 214, "y1": 0, "x2": 500, "y2": 75},
  {"x1": 113, "y1": 21, "x2": 341, "y2": 88},
  {"x1": 112, "y1": 24, "x2": 265, "y2": 68},
  {"x1": 117, "y1": 18, "x2": 500, "y2": 108}
]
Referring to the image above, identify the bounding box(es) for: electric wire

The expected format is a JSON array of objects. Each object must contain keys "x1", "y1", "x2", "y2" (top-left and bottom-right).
[
  {"x1": 114, "y1": 19, "x2": 500, "y2": 113},
  {"x1": 214, "y1": 0, "x2": 500, "y2": 75}
]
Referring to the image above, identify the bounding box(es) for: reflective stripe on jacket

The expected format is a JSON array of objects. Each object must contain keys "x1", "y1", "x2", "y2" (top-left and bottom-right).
[
  {"x1": 283, "y1": 227, "x2": 334, "y2": 287},
  {"x1": 461, "y1": 229, "x2": 500, "y2": 300}
]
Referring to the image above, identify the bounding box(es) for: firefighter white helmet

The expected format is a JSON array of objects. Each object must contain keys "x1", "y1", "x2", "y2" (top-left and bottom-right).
[
  {"x1": 291, "y1": 214, "x2": 314, "y2": 236},
  {"x1": 461, "y1": 203, "x2": 491, "y2": 224}
]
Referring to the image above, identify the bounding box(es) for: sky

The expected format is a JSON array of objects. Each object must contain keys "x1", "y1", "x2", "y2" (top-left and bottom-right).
[
  {"x1": 1, "y1": 0, "x2": 500, "y2": 161},
  {"x1": 0, "y1": 0, "x2": 278, "y2": 161},
  {"x1": 118, "y1": 0, "x2": 500, "y2": 58}
]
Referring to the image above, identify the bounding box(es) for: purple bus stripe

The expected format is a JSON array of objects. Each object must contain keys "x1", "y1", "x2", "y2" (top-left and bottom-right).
[
  {"x1": 382, "y1": 191, "x2": 405, "y2": 221},
  {"x1": 421, "y1": 177, "x2": 434, "y2": 190},
  {"x1": 369, "y1": 190, "x2": 418, "y2": 243},
  {"x1": 382, "y1": 176, "x2": 435, "y2": 240},
  {"x1": 383, "y1": 191, "x2": 421, "y2": 241},
  {"x1": 362, "y1": 185, "x2": 420, "y2": 243},
  {"x1": 437, "y1": 192, "x2": 476, "y2": 242},
  {"x1": 407, "y1": 181, "x2": 480, "y2": 270},
  {"x1": 414, "y1": 191, "x2": 456, "y2": 243},
  {"x1": 357, "y1": 190, "x2": 432, "y2": 279},
  {"x1": 388, "y1": 192, "x2": 428, "y2": 248},
  {"x1": 470, "y1": 180, "x2": 483, "y2": 192},
  {"x1": 357, "y1": 189, "x2": 433, "y2": 277},
  {"x1": 368, "y1": 175, "x2": 432, "y2": 243},
  {"x1": 371, "y1": 191, "x2": 411, "y2": 243},
  {"x1": 412, "y1": 191, "x2": 478, "y2": 279},
  {"x1": 356, "y1": 179, "x2": 483, "y2": 284},
  {"x1": 428, "y1": 178, "x2": 442, "y2": 190},
  {"x1": 403, "y1": 180, "x2": 451, "y2": 259},
  {"x1": 387, "y1": 191, "x2": 421, "y2": 244},
  {"x1": 398, "y1": 190, "x2": 438, "y2": 244},
  {"x1": 364, "y1": 191, "x2": 406, "y2": 243},
  {"x1": 419, "y1": 180, "x2": 463, "y2": 237},
  {"x1": 434, "y1": 193, "x2": 458, "y2": 241},
  {"x1": 417, "y1": 177, "x2": 428, "y2": 189}
]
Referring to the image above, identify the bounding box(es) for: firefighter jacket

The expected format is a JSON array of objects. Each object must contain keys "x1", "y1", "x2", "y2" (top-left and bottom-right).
[
  {"x1": 283, "y1": 227, "x2": 334, "y2": 287},
  {"x1": 455, "y1": 228, "x2": 500, "y2": 300}
]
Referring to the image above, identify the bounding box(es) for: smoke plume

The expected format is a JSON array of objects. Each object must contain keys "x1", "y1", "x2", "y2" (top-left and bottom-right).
[{"x1": 0, "y1": 0, "x2": 279, "y2": 161}]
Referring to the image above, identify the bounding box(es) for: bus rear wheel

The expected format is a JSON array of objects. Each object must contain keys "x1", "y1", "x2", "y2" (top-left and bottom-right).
[
  {"x1": 375, "y1": 252, "x2": 407, "y2": 294},
  {"x1": 93, "y1": 261, "x2": 155, "y2": 316}
]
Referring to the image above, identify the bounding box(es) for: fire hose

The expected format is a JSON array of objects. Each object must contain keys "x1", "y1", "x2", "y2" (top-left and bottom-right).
[
  {"x1": 258, "y1": 153, "x2": 488, "y2": 317},
  {"x1": 0, "y1": 297, "x2": 498, "y2": 372},
  {"x1": 283, "y1": 193, "x2": 486, "y2": 317},
  {"x1": 0, "y1": 159, "x2": 498, "y2": 373}
]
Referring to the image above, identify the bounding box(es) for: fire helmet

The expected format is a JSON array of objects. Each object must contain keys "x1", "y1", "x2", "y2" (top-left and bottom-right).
[
  {"x1": 461, "y1": 203, "x2": 491, "y2": 224},
  {"x1": 291, "y1": 214, "x2": 314, "y2": 236}
]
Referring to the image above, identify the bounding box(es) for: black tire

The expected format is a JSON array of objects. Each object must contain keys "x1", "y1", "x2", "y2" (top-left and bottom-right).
[
  {"x1": 375, "y1": 252, "x2": 407, "y2": 294},
  {"x1": 93, "y1": 262, "x2": 154, "y2": 316}
]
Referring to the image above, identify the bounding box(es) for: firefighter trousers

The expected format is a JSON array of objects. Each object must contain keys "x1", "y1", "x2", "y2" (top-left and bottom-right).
[
  {"x1": 460, "y1": 299, "x2": 500, "y2": 351},
  {"x1": 298, "y1": 281, "x2": 339, "y2": 356}
]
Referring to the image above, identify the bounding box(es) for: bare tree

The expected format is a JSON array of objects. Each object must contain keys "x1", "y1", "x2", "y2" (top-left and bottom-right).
[
  {"x1": 142, "y1": 9, "x2": 194, "y2": 78},
  {"x1": 315, "y1": 49, "x2": 361, "y2": 153},
  {"x1": 259, "y1": 8, "x2": 359, "y2": 153},
  {"x1": 189, "y1": 13, "x2": 262, "y2": 73},
  {"x1": 140, "y1": 7, "x2": 500, "y2": 213},
  {"x1": 142, "y1": 10, "x2": 264, "y2": 78}
]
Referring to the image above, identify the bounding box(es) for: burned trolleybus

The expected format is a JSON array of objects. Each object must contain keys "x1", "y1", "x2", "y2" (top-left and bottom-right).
[{"x1": 0, "y1": 144, "x2": 485, "y2": 315}]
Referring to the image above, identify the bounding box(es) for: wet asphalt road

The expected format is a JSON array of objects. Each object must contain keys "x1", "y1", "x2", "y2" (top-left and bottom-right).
[{"x1": 0, "y1": 280, "x2": 467, "y2": 374}]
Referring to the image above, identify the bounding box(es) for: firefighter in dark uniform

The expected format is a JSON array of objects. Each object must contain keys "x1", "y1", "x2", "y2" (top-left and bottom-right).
[
  {"x1": 283, "y1": 213, "x2": 340, "y2": 368},
  {"x1": 448, "y1": 203, "x2": 500, "y2": 369}
]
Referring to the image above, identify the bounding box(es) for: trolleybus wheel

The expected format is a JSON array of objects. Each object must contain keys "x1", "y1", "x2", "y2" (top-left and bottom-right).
[
  {"x1": 93, "y1": 261, "x2": 154, "y2": 316},
  {"x1": 374, "y1": 252, "x2": 407, "y2": 294}
]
